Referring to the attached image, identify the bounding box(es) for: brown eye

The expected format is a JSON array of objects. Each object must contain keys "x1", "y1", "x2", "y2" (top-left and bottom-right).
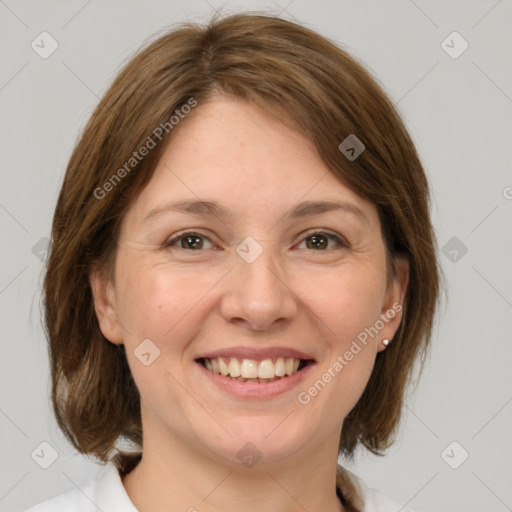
[
  {"x1": 165, "y1": 232, "x2": 213, "y2": 250},
  {"x1": 299, "y1": 232, "x2": 345, "y2": 250},
  {"x1": 181, "y1": 234, "x2": 204, "y2": 249}
]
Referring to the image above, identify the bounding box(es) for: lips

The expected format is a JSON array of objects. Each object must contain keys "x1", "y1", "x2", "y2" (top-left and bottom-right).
[
  {"x1": 195, "y1": 355, "x2": 315, "y2": 399},
  {"x1": 194, "y1": 346, "x2": 316, "y2": 384}
]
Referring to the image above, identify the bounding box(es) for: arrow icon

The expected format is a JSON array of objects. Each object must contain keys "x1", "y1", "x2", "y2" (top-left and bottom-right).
[
  {"x1": 441, "y1": 441, "x2": 469, "y2": 469},
  {"x1": 134, "y1": 339, "x2": 160, "y2": 366},
  {"x1": 32, "y1": 237, "x2": 50, "y2": 262},
  {"x1": 31, "y1": 31, "x2": 59, "y2": 59},
  {"x1": 441, "y1": 31, "x2": 469, "y2": 59},
  {"x1": 31, "y1": 441, "x2": 59, "y2": 468},
  {"x1": 236, "y1": 442, "x2": 262, "y2": 467},
  {"x1": 442, "y1": 236, "x2": 467, "y2": 263},
  {"x1": 339, "y1": 135, "x2": 365, "y2": 161},
  {"x1": 236, "y1": 236, "x2": 263, "y2": 263}
]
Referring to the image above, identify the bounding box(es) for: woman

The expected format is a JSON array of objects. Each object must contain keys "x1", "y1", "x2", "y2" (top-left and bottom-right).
[{"x1": 27, "y1": 12, "x2": 441, "y2": 512}]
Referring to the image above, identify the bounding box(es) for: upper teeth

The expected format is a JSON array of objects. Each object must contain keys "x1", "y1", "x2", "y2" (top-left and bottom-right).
[{"x1": 204, "y1": 357, "x2": 301, "y2": 379}]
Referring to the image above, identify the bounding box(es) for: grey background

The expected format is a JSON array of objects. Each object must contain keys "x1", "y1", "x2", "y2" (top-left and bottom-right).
[{"x1": 1, "y1": 1, "x2": 511, "y2": 511}]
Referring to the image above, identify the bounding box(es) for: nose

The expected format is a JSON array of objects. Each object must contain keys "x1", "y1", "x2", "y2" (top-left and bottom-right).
[{"x1": 219, "y1": 243, "x2": 298, "y2": 331}]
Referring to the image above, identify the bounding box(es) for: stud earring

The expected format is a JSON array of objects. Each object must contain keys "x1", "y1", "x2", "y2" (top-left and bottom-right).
[{"x1": 382, "y1": 338, "x2": 390, "y2": 347}]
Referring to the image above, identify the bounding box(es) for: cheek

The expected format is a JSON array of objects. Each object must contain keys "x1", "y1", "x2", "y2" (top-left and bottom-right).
[
  {"x1": 115, "y1": 256, "x2": 224, "y2": 347},
  {"x1": 295, "y1": 264, "x2": 385, "y2": 414},
  {"x1": 116, "y1": 264, "x2": 171, "y2": 339},
  {"x1": 300, "y1": 263, "x2": 386, "y2": 348}
]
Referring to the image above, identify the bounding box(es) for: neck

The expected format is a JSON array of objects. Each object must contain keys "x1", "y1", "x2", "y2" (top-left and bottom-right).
[{"x1": 121, "y1": 429, "x2": 346, "y2": 512}]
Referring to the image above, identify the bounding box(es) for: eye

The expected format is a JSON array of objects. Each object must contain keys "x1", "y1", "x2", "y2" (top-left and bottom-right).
[
  {"x1": 297, "y1": 231, "x2": 347, "y2": 250},
  {"x1": 164, "y1": 230, "x2": 346, "y2": 251},
  {"x1": 164, "y1": 232, "x2": 214, "y2": 250}
]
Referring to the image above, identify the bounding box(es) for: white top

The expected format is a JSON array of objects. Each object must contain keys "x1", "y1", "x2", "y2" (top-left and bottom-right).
[{"x1": 24, "y1": 462, "x2": 413, "y2": 512}]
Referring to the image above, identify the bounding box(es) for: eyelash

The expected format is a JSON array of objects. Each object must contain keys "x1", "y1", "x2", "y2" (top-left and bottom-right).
[{"x1": 164, "y1": 230, "x2": 348, "y2": 251}]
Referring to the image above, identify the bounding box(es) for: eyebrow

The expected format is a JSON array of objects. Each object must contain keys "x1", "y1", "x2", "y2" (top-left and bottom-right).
[{"x1": 143, "y1": 199, "x2": 369, "y2": 225}]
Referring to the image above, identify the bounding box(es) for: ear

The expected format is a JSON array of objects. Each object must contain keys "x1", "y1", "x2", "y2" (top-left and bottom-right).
[
  {"x1": 377, "y1": 256, "x2": 409, "y2": 352},
  {"x1": 89, "y1": 266, "x2": 124, "y2": 345}
]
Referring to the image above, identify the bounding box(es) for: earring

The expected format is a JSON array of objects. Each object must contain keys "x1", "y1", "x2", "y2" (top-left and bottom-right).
[{"x1": 382, "y1": 338, "x2": 390, "y2": 347}]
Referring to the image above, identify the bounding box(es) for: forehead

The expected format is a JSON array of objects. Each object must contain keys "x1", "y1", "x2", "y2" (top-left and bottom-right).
[{"x1": 124, "y1": 96, "x2": 379, "y2": 230}]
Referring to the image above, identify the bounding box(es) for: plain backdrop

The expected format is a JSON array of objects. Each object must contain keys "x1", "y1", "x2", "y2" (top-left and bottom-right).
[{"x1": 1, "y1": 1, "x2": 511, "y2": 511}]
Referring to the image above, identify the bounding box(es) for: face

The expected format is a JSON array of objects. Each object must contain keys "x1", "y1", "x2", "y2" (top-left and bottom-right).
[{"x1": 91, "y1": 96, "x2": 408, "y2": 468}]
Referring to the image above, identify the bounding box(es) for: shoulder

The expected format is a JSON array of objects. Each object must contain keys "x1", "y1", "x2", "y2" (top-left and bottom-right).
[
  {"x1": 337, "y1": 465, "x2": 415, "y2": 512},
  {"x1": 24, "y1": 462, "x2": 138, "y2": 512}
]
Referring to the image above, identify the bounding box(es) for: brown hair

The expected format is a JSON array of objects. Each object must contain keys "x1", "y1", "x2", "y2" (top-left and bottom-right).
[{"x1": 43, "y1": 12, "x2": 442, "y2": 463}]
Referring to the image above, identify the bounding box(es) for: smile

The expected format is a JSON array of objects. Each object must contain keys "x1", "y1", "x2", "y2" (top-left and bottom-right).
[{"x1": 198, "y1": 356, "x2": 310, "y2": 382}]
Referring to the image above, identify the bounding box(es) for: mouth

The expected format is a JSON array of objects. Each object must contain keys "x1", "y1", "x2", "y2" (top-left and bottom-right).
[{"x1": 196, "y1": 356, "x2": 315, "y2": 383}]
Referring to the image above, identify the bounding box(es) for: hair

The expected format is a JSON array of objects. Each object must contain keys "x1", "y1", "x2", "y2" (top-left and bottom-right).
[{"x1": 43, "y1": 11, "x2": 442, "y2": 464}]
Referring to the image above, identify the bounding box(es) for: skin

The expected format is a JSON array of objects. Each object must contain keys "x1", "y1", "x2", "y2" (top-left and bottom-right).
[{"x1": 90, "y1": 96, "x2": 408, "y2": 512}]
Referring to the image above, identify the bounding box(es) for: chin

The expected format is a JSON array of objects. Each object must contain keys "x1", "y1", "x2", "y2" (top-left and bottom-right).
[{"x1": 196, "y1": 417, "x2": 317, "y2": 469}]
